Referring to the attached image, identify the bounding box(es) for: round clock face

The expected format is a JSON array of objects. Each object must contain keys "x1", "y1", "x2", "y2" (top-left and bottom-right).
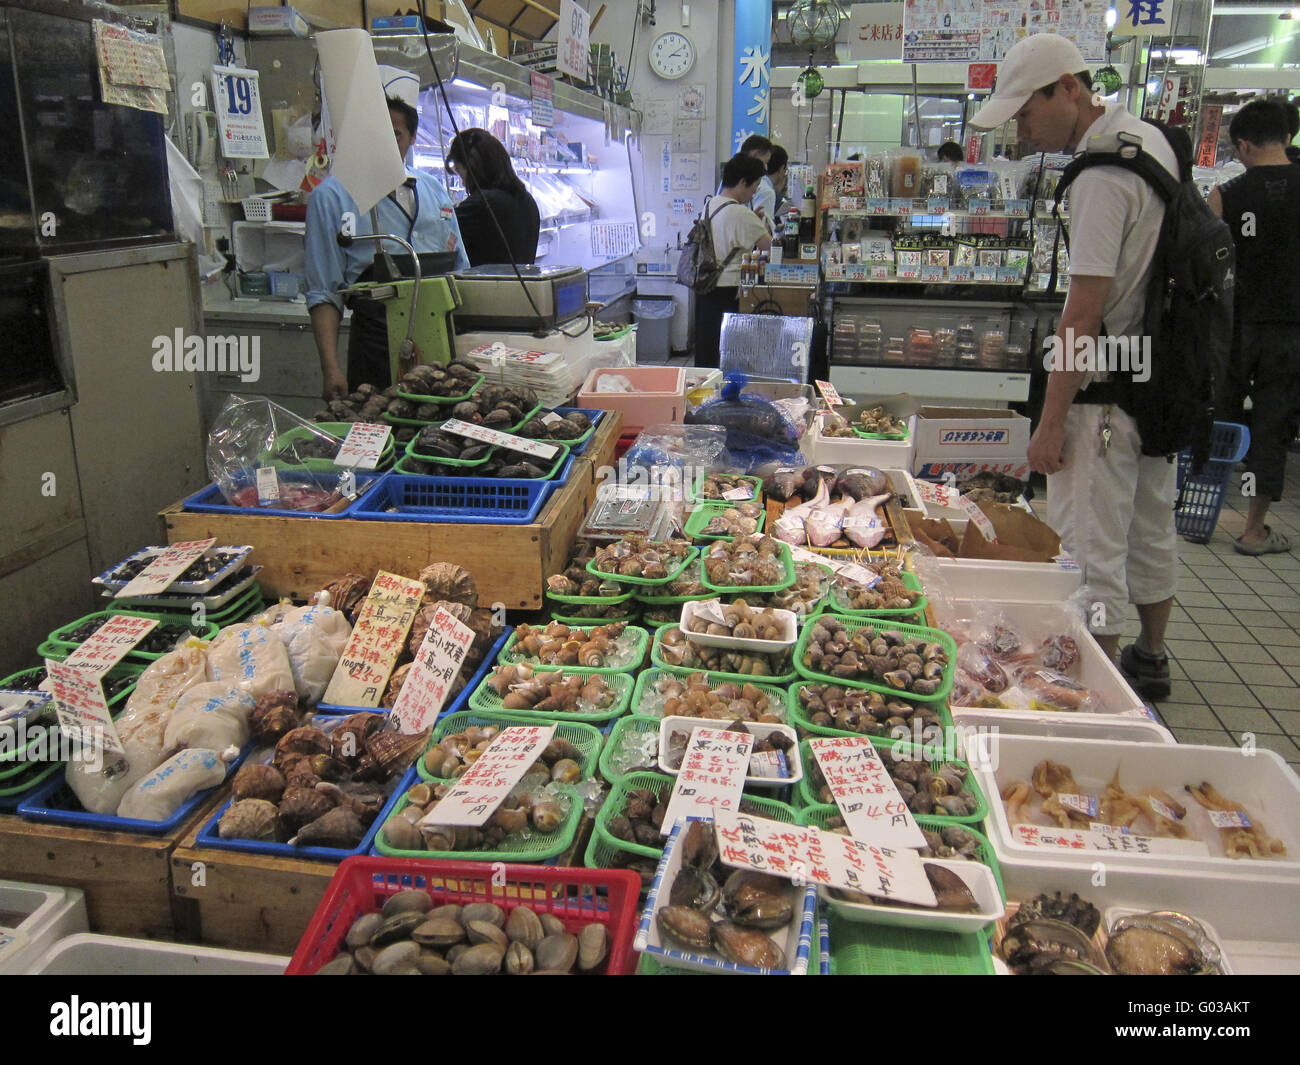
[{"x1": 649, "y1": 32, "x2": 695, "y2": 80}]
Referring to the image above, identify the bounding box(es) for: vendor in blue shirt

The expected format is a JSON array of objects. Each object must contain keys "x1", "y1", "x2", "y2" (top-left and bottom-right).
[{"x1": 306, "y1": 96, "x2": 470, "y2": 399}]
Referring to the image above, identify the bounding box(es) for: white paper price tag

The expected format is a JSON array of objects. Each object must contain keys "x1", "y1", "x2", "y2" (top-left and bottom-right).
[
  {"x1": 116, "y1": 539, "x2": 217, "y2": 598},
  {"x1": 914, "y1": 479, "x2": 957, "y2": 506},
  {"x1": 722, "y1": 485, "x2": 755, "y2": 501},
  {"x1": 957, "y1": 495, "x2": 999, "y2": 542},
  {"x1": 1208, "y1": 809, "x2": 1252, "y2": 829},
  {"x1": 837, "y1": 564, "x2": 881, "y2": 587},
  {"x1": 540, "y1": 412, "x2": 566, "y2": 428},
  {"x1": 748, "y1": 750, "x2": 788, "y2": 779},
  {"x1": 694, "y1": 599, "x2": 728, "y2": 627},
  {"x1": 419, "y1": 725, "x2": 557, "y2": 827},
  {"x1": 64, "y1": 615, "x2": 159, "y2": 676},
  {"x1": 389, "y1": 606, "x2": 477, "y2": 735},
  {"x1": 256, "y1": 467, "x2": 280, "y2": 506},
  {"x1": 334, "y1": 423, "x2": 391, "y2": 470},
  {"x1": 1057, "y1": 793, "x2": 1099, "y2": 818},
  {"x1": 1148, "y1": 797, "x2": 1183, "y2": 824},
  {"x1": 661, "y1": 726, "x2": 752, "y2": 833},
  {"x1": 45, "y1": 659, "x2": 128, "y2": 769},
  {"x1": 1012, "y1": 823, "x2": 1209, "y2": 856},
  {"x1": 440, "y1": 418, "x2": 559, "y2": 460},
  {"x1": 809, "y1": 737, "x2": 927, "y2": 848},
  {"x1": 815, "y1": 381, "x2": 843, "y2": 407}
]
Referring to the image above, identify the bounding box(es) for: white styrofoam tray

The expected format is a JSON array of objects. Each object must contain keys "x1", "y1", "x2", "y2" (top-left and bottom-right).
[
  {"x1": 969, "y1": 734, "x2": 1300, "y2": 878},
  {"x1": 821, "y1": 857, "x2": 1004, "y2": 933},
  {"x1": 634, "y1": 818, "x2": 817, "y2": 974},
  {"x1": 659, "y1": 716, "x2": 803, "y2": 788},
  {"x1": 0, "y1": 881, "x2": 88, "y2": 975},
  {"x1": 679, "y1": 600, "x2": 798, "y2": 653},
  {"x1": 940, "y1": 598, "x2": 1146, "y2": 719},
  {"x1": 26, "y1": 933, "x2": 289, "y2": 975},
  {"x1": 93, "y1": 545, "x2": 254, "y2": 595},
  {"x1": 950, "y1": 708, "x2": 1175, "y2": 744},
  {"x1": 802, "y1": 413, "x2": 917, "y2": 470}
]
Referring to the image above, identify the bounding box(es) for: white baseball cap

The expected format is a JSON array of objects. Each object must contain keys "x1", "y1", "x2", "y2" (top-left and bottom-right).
[{"x1": 970, "y1": 34, "x2": 1090, "y2": 130}]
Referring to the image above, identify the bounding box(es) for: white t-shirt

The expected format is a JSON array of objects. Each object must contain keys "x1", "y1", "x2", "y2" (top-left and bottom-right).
[
  {"x1": 707, "y1": 194, "x2": 770, "y2": 288},
  {"x1": 752, "y1": 175, "x2": 777, "y2": 233},
  {"x1": 1066, "y1": 103, "x2": 1179, "y2": 340}
]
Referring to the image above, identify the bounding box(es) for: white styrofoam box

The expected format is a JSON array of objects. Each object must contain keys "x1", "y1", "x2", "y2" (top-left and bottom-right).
[
  {"x1": 802, "y1": 413, "x2": 916, "y2": 471},
  {"x1": 940, "y1": 598, "x2": 1144, "y2": 718},
  {"x1": 950, "y1": 708, "x2": 1175, "y2": 744},
  {"x1": 0, "y1": 881, "x2": 88, "y2": 975},
  {"x1": 821, "y1": 857, "x2": 1004, "y2": 934},
  {"x1": 658, "y1": 716, "x2": 802, "y2": 789},
  {"x1": 917, "y1": 546, "x2": 1084, "y2": 604},
  {"x1": 248, "y1": 5, "x2": 309, "y2": 35},
  {"x1": 26, "y1": 934, "x2": 289, "y2": 975},
  {"x1": 996, "y1": 853, "x2": 1300, "y2": 958},
  {"x1": 912, "y1": 406, "x2": 1031, "y2": 479},
  {"x1": 969, "y1": 735, "x2": 1300, "y2": 879},
  {"x1": 912, "y1": 486, "x2": 1034, "y2": 532}
]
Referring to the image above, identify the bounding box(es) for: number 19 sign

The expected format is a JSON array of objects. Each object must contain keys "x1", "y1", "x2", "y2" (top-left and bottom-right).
[{"x1": 211, "y1": 65, "x2": 269, "y2": 159}]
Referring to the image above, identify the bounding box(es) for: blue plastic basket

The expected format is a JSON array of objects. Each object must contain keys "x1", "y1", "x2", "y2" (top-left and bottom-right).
[
  {"x1": 182, "y1": 473, "x2": 385, "y2": 519},
  {"x1": 1175, "y1": 421, "x2": 1250, "y2": 544},
  {"x1": 314, "y1": 628, "x2": 511, "y2": 717},
  {"x1": 348, "y1": 469, "x2": 563, "y2": 524}
]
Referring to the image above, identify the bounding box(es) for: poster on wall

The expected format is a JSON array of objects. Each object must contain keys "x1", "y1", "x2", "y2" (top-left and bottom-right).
[
  {"x1": 907, "y1": 0, "x2": 1107, "y2": 63},
  {"x1": 730, "y1": 0, "x2": 771, "y2": 152},
  {"x1": 558, "y1": 0, "x2": 591, "y2": 82},
  {"x1": 848, "y1": 3, "x2": 905, "y2": 61}
]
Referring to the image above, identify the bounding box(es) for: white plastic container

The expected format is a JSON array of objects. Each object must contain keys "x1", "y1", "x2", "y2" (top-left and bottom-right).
[
  {"x1": 969, "y1": 734, "x2": 1300, "y2": 878},
  {"x1": 659, "y1": 715, "x2": 802, "y2": 788},
  {"x1": 0, "y1": 881, "x2": 88, "y2": 974},
  {"x1": 939, "y1": 598, "x2": 1146, "y2": 719},
  {"x1": 802, "y1": 413, "x2": 916, "y2": 471},
  {"x1": 26, "y1": 933, "x2": 288, "y2": 975},
  {"x1": 821, "y1": 857, "x2": 1004, "y2": 933},
  {"x1": 922, "y1": 552, "x2": 1084, "y2": 604},
  {"x1": 679, "y1": 601, "x2": 798, "y2": 653},
  {"x1": 949, "y1": 708, "x2": 1174, "y2": 744}
]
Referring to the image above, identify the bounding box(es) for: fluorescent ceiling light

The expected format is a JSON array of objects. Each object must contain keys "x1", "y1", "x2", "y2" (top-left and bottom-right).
[{"x1": 1105, "y1": 6, "x2": 1118, "y2": 27}]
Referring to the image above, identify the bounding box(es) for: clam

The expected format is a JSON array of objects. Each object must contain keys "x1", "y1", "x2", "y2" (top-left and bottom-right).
[
  {"x1": 382, "y1": 889, "x2": 434, "y2": 918},
  {"x1": 451, "y1": 943, "x2": 505, "y2": 975},
  {"x1": 539, "y1": 913, "x2": 566, "y2": 938},
  {"x1": 461, "y1": 902, "x2": 505, "y2": 928},
  {"x1": 382, "y1": 816, "x2": 424, "y2": 851},
  {"x1": 535, "y1": 933, "x2": 579, "y2": 972},
  {"x1": 657, "y1": 906, "x2": 713, "y2": 952},
  {"x1": 345, "y1": 912, "x2": 384, "y2": 949},
  {"x1": 505, "y1": 906, "x2": 544, "y2": 949},
  {"x1": 577, "y1": 924, "x2": 608, "y2": 971},
  {"x1": 412, "y1": 917, "x2": 465, "y2": 948},
  {"x1": 371, "y1": 940, "x2": 421, "y2": 974},
  {"x1": 506, "y1": 941, "x2": 535, "y2": 974},
  {"x1": 711, "y1": 920, "x2": 783, "y2": 969},
  {"x1": 370, "y1": 910, "x2": 427, "y2": 947},
  {"x1": 721, "y1": 870, "x2": 794, "y2": 930},
  {"x1": 467, "y1": 920, "x2": 509, "y2": 951},
  {"x1": 416, "y1": 951, "x2": 453, "y2": 975},
  {"x1": 315, "y1": 955, "x2": 354, "y2": 975}
]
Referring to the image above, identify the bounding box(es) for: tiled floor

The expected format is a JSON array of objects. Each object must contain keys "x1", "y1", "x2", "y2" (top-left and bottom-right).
[{"x1": 1128, "y1": 457, "x2": 1300, "y2": 775}]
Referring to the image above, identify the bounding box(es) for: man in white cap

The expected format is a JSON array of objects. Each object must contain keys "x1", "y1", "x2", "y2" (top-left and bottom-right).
[{"x1": 971, "y1": 34, "x2": 1180, "y2": 700}]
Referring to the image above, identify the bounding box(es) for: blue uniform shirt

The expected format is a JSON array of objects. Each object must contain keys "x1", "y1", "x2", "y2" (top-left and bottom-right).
[{"x1": 305, "y1": 169, "x2": 470, "y2": 313}]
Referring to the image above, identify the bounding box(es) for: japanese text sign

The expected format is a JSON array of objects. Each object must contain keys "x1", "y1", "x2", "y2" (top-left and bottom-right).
[
  {"x1": 440, "y1": 418, "x2": 559, "y2": 461},
  {"x1": 557, "y1": 0, "x2": 590, "y2": 81},
  {"x1": 333, "y1": 423, "x2": 391, "y2": 469},
  {"x1": 420, "y1": 724, "x2": 557, "y2": 827},
  {"x1": 1116, "y1": 0, "x2": 1172, "y2": 36},
  {"x1": 809, "y1": 737, "x2": 927, "y2": 847},
  {"x1": 45, "y1": 659, "x2": 127, "y2": 766},
  {"x1": 64, "y1": 615, "x2": 159, "y2": 676},
  {"x1": 389, "y1": 606, "x2": 476, "y2": 734},
  {"x1": 116, "y1": 539, "x2": 216, "y2": 598},
  {"x1": 1012, "y1": 823, "x2": 1207, "y2": 856},
  {"x1": 661, "y1": 726, "x2": 752, "y2": 834},
  {"x1": 322, "y1": 571, "x2": 425, "y2": 707}
]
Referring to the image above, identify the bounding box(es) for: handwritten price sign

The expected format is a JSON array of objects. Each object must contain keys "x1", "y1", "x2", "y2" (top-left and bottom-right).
[
  {"x1": 421, "y1": 725, "x2": 557, "y2": 827},
  {"x1": 440, "y1": 418, "x2": 559, "y2": 461},
  {"x1": 45, "y1": 659, "x2": 127, "y2": 766},
  {"x1": 809, "y1": 737, "x2": 927, "y2": 847},
  {"x1": 661, "y1": 726, "x2": 752, "y2": 834},
  {"x1": 115, "y1": 539, "x2": 216, "y2": 598},
  {"x1": 1012, "y1": 823, "x2": 1207, "y2": 857},
  {"x1": 334, "y1": 423, "x2": 391, "y2": 470},
  {"x1": 64, "y1": 615, "x2": 159, "y2": 675},
  {"x1": 389, "y1": 606, "x2": 476, "y2": 734},
  {"x1": 322, "y1": 571, "x2": 425, "y2": 707}
]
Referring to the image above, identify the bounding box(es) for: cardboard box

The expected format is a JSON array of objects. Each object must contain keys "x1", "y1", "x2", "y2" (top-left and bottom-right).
[
  {"x1": 248, "y1": 5, "x2": 308, "y2": 35},
  {"x1": 913, "y1": 406, "x2": 1030, "y2": 479}
]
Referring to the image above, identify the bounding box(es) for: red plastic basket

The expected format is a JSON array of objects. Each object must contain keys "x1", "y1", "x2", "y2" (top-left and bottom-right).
[{"x1": 286, "y1": 856, "x2": 642, "y2": 975}]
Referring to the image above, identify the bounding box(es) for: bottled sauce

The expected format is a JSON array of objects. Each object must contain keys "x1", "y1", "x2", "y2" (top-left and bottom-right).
[
  {"x1": 799, "y1": 186, "x2": 816, "y2": 243},
  {"x1": 783, "y1": 205, "x2": 800, "y2": 259}
]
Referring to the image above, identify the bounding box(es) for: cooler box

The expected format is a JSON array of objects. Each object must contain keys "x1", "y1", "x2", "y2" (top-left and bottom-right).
[
  {"x1": 912, "y1": 406, "x2": 1030, "y2": 479},
  {"x1": 577, "y1": 366, "x2": 686, "y2": 435}
]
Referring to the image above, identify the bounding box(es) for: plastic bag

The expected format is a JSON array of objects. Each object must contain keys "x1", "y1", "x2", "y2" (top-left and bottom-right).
[
  {"x1": 206, "y1": 395, "x2": 355, "y2": 511},
  {"x1": 66, "y1": 736, "x2": 168, "y2": 815},
  {"x1": 117, "y1": 747, "x2": 228, "y2": 821},
  {"x1": 268, "y1": 603, "x2": 352, "y2": 704},
  {"x1": 162, "y1": 682, "x2": 256, "y2": 754},
  {"x1": 206, "y1": 623, "x2": 296, "y2": 699}
]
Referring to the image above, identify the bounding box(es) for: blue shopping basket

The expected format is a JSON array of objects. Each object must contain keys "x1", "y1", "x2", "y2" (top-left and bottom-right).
[{"x1": 1174, "y1": 421, "x2": 1251, "y2": 544}]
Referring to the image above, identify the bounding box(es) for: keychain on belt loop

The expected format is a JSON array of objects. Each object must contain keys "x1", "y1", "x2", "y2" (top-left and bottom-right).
[{"x1": 1098, "y1": 404, "x2": 1113, "y2": 457}]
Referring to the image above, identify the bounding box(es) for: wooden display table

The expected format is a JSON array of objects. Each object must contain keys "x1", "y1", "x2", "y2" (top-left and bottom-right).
[
  {"x1": 161, "y1": 411, "x2": 621, "y2": 610},
  {"x1": 0, "y1": 791, "x2": 225, "y2": 940}
]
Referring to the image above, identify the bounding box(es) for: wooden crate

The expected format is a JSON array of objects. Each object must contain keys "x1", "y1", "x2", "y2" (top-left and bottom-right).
[
  {"x1": 170, "y1": 826, "x2": 341, "y2": 955},
  {"x1": 0, "y1": 792, "x2": 224, "y2": 940},
  {"x1": 161, "y1": 412, "x2": 621, "y2": 611}
]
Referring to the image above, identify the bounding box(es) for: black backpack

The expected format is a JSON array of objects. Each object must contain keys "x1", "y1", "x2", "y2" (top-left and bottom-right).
[
  {"x1": 1050, "y1": 120, "x2": 1235, "y2": 471},
  {"x1": 677, "y1": 197, "x2": 745, "y2": 293}
]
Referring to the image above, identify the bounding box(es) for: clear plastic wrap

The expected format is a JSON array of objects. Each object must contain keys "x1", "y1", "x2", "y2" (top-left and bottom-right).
[
  {"x1": 685, "y1": 373, "x2": 804, "y2": 469},
  {"x1": 116, "y1": 747, "x2": 228, "y2": 821},
  {"x1": 206, "y1": 395, "x2": 355, "y2": 511},
  {"x1": 206, "y1": 623, "x2": 296, "y2": 699},
  {"x1": 268, "y1": 603, "x2": 353, "y2": 705},
  {"x1": 162, "y1": 682, "x2": 256, "y2": 754}
]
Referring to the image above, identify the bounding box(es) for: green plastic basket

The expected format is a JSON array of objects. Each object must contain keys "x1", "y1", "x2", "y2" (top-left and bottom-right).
[
  {"x1": 0, "y1": 664, "x2": 140, "y2": 770},
  {"x1": 850, "y1": 422, "x2": 910, "y2": 441},
  {"x1": 698, "y1": 540, "x2": 796, "y2": 595},
  {"x1": 637, "y1": 610, "x2": 688, "y2": 630},
  {"x1": 796, "y1": 740, "x2": 988, "y2": 824},
  {"x1": 585, "y1": 546, "x2": 700, "y2": 588},
  {"x1": 419, "y1": 711, "x2": 603, "y2": 783},
  {"x1": 260, "y1": 422, "x2": 396, "y2": 473},
  {"x1": 828, "y1": 569, "x2": 928, "y2": 620},
  {"x1": 374, "y1": 779, "x2": 583, "y2": 863},
  {"x1": 45, "y1": 609, "x2": 221, "y2": 662},
  {"x1": 592, "y1": 770, "x2": 797, "y2": 864},
  {"x1": 684, "y1": 503, "x2": 766, "y2": 543},
  {"x1": 548, "y1": 609, "x2": 641, "y2": 627},
  {"x1": 403, "y1": 432, "x2": 493, "y2": 469},
  {"x1": 598, "y1": 714, "x2": 662, "y2": 785},
  {"x1": 785, "y1": 681, "x2": 953, "y2": 741},
  {"x1": 688, "y1": 471, "x2": 763, "y2": 506},
  {"x1": 391, "y1": 373, "x2": 485, "y2": 407},
  {"x1": 794, "y1": 617, "x2": 957, "y2": 705},
  {"x1": 0, "y1": 760, "x2": 62, "y2": 797},
  {"x1": 497, "y1": 624, "x2": 650, "y2": 676},
  {"x1": 545, "y1": 584, "x2": 634, "y2": 606},
  {"x1": 630, "y1": 668, "x2": 788, "y2": 721},
  {"x1": 649, "y1": 625, "x2": 797, "y2": 684},
  {"x1": 466, "y1": 666, "x2": 633, "y2": 725}
]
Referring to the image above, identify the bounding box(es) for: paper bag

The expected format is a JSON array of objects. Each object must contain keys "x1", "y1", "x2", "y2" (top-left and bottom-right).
[{"x1": 958, "y1": 502, "x2": 1061, "y2": 563}]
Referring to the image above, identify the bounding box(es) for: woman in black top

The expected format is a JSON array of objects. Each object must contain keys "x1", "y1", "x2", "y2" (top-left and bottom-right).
[{"x1": 446, "y1": 129, "x2": 541, "y2": 267}]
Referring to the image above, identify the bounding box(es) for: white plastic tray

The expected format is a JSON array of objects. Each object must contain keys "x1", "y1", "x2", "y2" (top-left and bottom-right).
[
  {"x1": 26, "y1": 933, "x2": 288, "y2": 975},
  {"x1": 93, "y1": 545, "x2": 254, "y2": 594},
  {"x1": 802, "y1": 414, "x2": 917, "y2": 471},
  {"x1": 969, "y1": 734, "x2": 1300, "y2": 878},
  {"x1": 102, "y1": 565, "x2": 262, "y2": 610},
  {"x1": 821, "y1": 857, "x2": 1004, "y2": 933},
  {"x1": 658, "y1": 715, "x2": 803, "y2": 788},
  {"x1": 679, "y1": 600, "x2": 798, "y2": 653},
  {"x1": 0, "y1": 690, "x2": 52, "y2": 724},
  {"x1": 950, "y1": 707, "x2": 1175, "y2": 744},
  {"x1": 0, "y1": 881, "x2": 88, "y2": 974},
  {"x1": 940, "y1": 598, "x2": 1146, "y2": 718}
]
